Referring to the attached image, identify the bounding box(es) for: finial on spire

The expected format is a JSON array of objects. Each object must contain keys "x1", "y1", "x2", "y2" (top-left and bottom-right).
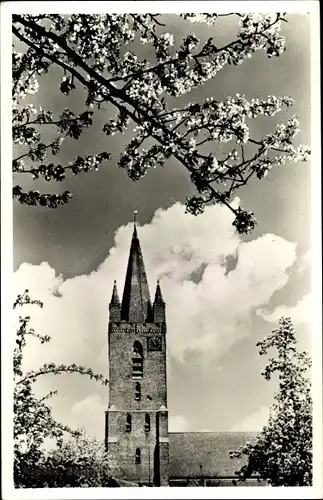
[
  {"x1": 133, "y1": 209, "x2": 138, "y2": 226},
  {"x1": 132, "y1": 210, "x2": 138, "y2": 238}
]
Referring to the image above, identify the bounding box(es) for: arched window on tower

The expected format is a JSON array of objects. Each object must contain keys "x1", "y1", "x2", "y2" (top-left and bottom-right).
[
  {"x1": 144, "y1": 413, "x2": 151, "y2": 433},
  {"x1": 135, "y1": 448, "x2": 141, "y2": 464},
  {"x1": 135, "y1": 382, "x2": 141, "y2": 401},
  {"x1": 125, "y1": 413, "x2": 132, "y2": 432},
  {"x1": 132, "y1": 341, "x2": 143, "y2": 379}
]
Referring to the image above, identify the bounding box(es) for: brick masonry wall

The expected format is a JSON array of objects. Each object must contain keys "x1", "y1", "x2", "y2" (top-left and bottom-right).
[
  {"x1": 106, "y1": 320, "x2": 169, "y2": 485},
  {"x1": 108, "y1": 322, "x2": 167, "y2": 410}
]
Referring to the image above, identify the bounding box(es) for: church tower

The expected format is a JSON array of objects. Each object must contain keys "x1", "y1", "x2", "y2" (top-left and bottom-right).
[{"x1": 105, "y1": 214, "x2": 169, "y2": 486}]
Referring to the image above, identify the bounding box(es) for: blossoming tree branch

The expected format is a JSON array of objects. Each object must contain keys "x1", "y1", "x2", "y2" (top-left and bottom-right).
[
  {"x1": 12, "y1": 13, "x2": 310, "y2": 233},
  {"x1": 230, "y1": 317, "x2": 312, "y2": 486},
  {"x1": 14, "y1": 290, "x2": 111, "y2": 487}
]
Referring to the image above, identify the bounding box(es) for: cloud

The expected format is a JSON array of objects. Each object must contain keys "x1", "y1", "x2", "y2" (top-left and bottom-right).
[
  {"x1": 257, "y1": 293, "x2": 311, "y2": 325},
  {"x1": 296, "y1": 250, "x2": 311, "y2": 274},
  {"x1": 14, "y1": 200, "x2": 298, "y2": 436},
  {"x1": 165, "y1": 231, "x2": 297, "y2": 363},
  {"x1": 231, "y1": 405, "x2": 270, "y2": 432}
]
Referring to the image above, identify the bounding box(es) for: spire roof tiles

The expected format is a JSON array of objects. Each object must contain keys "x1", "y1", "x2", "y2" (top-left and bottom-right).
[{"x1": 120, "y1": 222, "x2": 152, "y2": 322}]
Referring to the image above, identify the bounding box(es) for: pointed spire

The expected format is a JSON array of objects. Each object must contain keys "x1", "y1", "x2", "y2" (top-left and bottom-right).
[
  {"x1": 109, "y1": 280, "x2": 121, "y2": 321},
  {"x1": 154, "y1": 279, "x2": 164, "y2": 304},
  {"x1": 121, "y1": 215, "x2": 152, "y2": 322},
  {"x1": 110, "y1": 280, "x2": 120, "y2": 306},
  {"x1": 153, "y1": 279, "x2": 165, "y2": 322}
]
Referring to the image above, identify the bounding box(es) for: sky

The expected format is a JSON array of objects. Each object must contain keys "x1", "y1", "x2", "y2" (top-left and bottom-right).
[{"x1": 12, "y1": 11, "x2": 314, "y2": 440}]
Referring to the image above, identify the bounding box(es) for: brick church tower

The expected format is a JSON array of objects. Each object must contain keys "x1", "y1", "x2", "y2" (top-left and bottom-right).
[{"x1": 105, "y1": 215, "x2": 169, "y2": 486}]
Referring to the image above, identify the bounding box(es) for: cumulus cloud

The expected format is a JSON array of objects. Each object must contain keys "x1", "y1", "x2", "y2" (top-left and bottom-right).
[
  {"x1": 257, "y1": 293, "x2": 311, "y2": 325},
  {"x1": 14, "y1": 200, "x2": 298, "y2": 436},
  {"x1": 231, "y1": 405, "x2": 270, "y2": 432},
  {"x1": 296, "y1": 249, "x2": 311, "y2": 274},
  {"x1": 164, "y1": 231, "x2": 297, "y2": 362}
]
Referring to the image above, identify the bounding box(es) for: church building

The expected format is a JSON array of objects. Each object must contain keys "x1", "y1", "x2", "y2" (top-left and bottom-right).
[{"x1": 105, "y1": 217, "x2": 262, "y2": 487}]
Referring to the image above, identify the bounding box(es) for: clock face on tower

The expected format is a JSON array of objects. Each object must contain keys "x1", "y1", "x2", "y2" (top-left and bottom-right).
[{"x1": 147, "y1": 336, "x2": 162, "y2": 352}]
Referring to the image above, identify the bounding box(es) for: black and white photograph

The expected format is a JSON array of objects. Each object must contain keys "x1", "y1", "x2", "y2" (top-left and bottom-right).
[{"x1": 1, "y1": 1, "x2": 322, "y2": 498}]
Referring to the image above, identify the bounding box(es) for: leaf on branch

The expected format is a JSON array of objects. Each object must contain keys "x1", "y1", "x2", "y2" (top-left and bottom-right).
[
  {"x1": 60, "y1": 76, "x2": 76, "y2": 95},
  {"x1": 232, "y1": 207, "x2": 257, "y2": 234},
  {"x1": 13, "y1": 188, "x2": 73, "y2": 208}
]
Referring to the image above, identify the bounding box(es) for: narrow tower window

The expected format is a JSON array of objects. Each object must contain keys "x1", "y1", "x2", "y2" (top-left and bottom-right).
[
  {"x1": 125, "y1": 413, "x2": 132, "y2": 432},
  {"x1": 132, "y1": 341, "x2": 143, "y2": 378},
  {"x1": 135, "y1": 382, "x2": 141, "y2": 401},
  {"x1": 145, "y1": 413, "x2": 151, "y2": 433},
  {"x1": 135, "y1": 448, "x2": 141, "y2": 464}
]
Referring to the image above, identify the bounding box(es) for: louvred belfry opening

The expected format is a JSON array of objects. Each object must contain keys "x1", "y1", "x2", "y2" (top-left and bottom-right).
[{"x1": 120, "y1": 222, "x2": 153, "y2": 322}]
